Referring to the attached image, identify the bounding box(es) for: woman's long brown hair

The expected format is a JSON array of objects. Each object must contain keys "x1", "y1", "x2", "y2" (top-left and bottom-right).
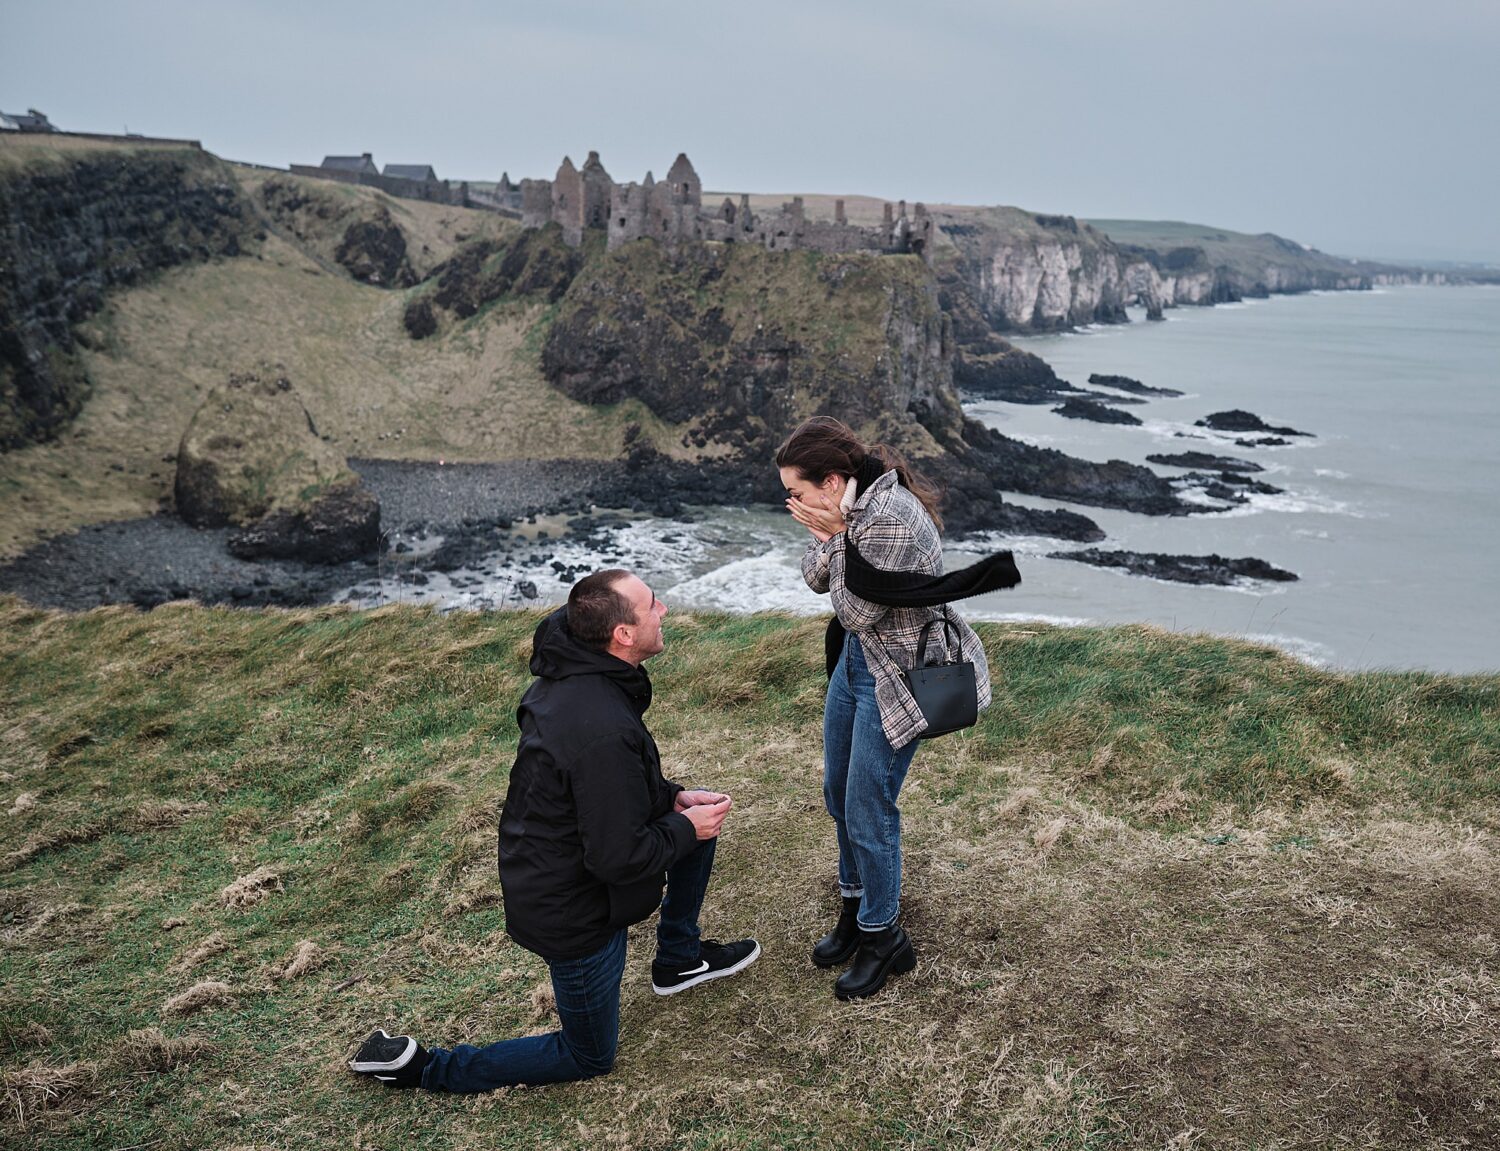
[{"x1": 775, "y1": 415, "x2": 944, "y2": 532}]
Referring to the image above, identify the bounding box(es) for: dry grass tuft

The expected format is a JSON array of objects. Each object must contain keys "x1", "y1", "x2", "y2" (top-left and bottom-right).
[
  {"x1": 273, "y1": 940, "x2": 323, "y2": 981},
  {"x1": 998, "y1": 787, "x2": 1039, "y2": 821},
  {"x1": 171, "y1": 931, "x2": 228, "y2": 973},
  {"x1": 1, "y1": 1061, "x2": 100, "y2": 1131},
  {"x1": 456, "y1": 796, "x2": 501, "y2": 834},
  {"x1": 132, "y1": 799, "x2": 211, "y2": 829},
  {"x1": 4, "y1": 819, "x2": 114, "y2": 871},
  {"x1": 162, "y1": 980, "x2": 234, "y2": 1017},
  {"x1": 219, "y1": 866, "x2": 282, "y2": 909},
  {"x1": 528, "y1": 982, "x2": 557, "y2": 1021},
  {"x1": 1032, "y1": 816, "x2": 1068, "y2": 858},
  {"x1": 113, "y1": 1027, "x2": 214, "y2": 1073},
  {"x1": 1148, "y1": 781, "x2": 1191, "y2": 821},
  {"x1": 7, "y1": 791, "x2": 37, "y2": 815}
]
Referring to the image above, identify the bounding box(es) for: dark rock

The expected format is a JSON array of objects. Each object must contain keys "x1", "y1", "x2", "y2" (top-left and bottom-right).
[
  {"x1": 228, "y1": 481, "x2": 380, "y2": 564},
  {"x1": 1053, "y1": 398, "x2": 1142, "y2": 426},
  {"x1": 945, "y1": 418, "x2": 1192, "y2": 517},
  {"x1": 1087, "y1": 373, "x2": 1184, "y2": 398},
  {"x1": 953, "y1": 345, "x2": 1078, "y2": 404},
  {"x1": 1147, "y1": 452, "x2": 1263, "y2": 473},
  {"x1": 403, "y1": 297, "x2": 438, "y2": 340},
  {"x1": 1236, "y1": 436, "x2": 1291, "y2": 448},
  {"x1": 517, "y1": 580, "x2": 539, "y2": 599},
  {"x1": 334, "y1": 205, "x2": 414, "y2": 287},
  {"x1": 1049, "y1": 548, "x2": 1298, "y2": 585},
  {"x1": 1197, "y1": 409, "x2": 1313, "y2": 437}
]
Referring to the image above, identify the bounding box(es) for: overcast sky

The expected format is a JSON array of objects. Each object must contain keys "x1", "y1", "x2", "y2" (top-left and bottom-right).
[{"x1": 6, "y1": 0, "x2": 1497, "y2": 263}]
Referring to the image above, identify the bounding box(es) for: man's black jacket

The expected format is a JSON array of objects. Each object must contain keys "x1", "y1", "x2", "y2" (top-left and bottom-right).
[{"x1": 498, "y1": 607, "x2": 698, "y2": 960}]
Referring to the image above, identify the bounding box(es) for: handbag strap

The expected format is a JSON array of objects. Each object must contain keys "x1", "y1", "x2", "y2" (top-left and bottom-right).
[{"x1": 912, "y1": 606, "x2": 962, "y2": 671}]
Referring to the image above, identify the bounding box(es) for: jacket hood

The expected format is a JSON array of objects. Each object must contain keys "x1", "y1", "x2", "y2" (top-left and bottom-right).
[{"x1": 528, "y1": 607, "x2": 652, "y2": 710}]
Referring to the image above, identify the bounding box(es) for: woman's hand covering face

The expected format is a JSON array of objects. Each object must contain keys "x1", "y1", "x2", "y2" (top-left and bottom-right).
[{"x1": 787, "y1": 492, "x2": 847, "y2": 544}]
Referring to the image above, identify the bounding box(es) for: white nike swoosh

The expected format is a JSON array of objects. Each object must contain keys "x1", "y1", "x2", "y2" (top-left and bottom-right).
[{"x1": 678, "y1": 960, "x2": 709, "y2": 976}]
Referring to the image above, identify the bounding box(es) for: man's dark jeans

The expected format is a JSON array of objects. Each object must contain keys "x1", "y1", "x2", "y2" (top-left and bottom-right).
[{"x1": 421, "y1": 837, "x2": 717, "y2": 1092}]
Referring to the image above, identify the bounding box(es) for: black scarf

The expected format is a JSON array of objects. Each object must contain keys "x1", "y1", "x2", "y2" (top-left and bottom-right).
[{"x1": 822, "y1": 461, "x2": 1022, "y2": 677}]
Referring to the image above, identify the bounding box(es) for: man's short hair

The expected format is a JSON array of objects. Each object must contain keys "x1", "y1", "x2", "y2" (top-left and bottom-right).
[{"x1": 567, "y1": 569, "x2": 636, "y2": 650}]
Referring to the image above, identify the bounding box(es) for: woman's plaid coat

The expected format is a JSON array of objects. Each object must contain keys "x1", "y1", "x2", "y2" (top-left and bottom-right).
[{"x1": 801, "y1": 469, "x2": 992, "y2": 749}]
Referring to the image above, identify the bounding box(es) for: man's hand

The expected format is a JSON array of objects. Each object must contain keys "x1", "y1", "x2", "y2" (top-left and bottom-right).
[
  {"x1": 787, "y1": 493, "x2": 846, "y2": 544},
  {"x1": 674, "y1": 789, "x2": 729, "y2": 811},
  {"x1": 681, "y1": 796, "x2": 732, "y2": 841}
]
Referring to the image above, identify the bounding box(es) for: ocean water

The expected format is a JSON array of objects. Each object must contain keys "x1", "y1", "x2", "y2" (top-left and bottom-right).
[{"x1": 341, "y1": 285, "x2": 1500, "y2": 674}]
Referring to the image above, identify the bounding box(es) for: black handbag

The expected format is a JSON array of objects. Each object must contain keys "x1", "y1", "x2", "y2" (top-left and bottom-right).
[{"x1": 903, "y1": 608, "x2": 978, "y2": 739}]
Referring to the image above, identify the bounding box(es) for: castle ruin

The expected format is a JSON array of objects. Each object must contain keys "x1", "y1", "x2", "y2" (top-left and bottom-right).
[{"x1": 520, "y1": 151, "x2": 933, "y2": 262}]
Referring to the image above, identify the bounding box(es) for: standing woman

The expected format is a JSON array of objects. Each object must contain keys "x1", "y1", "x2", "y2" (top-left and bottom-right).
[{"x1": 777, "y1": 416, "x2": 992, "y2": 1000}]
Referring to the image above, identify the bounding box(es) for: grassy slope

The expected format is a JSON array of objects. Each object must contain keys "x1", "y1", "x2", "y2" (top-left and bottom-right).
[
  {"x1": 1085, "y1": 218, "x2": 1371, "y2": 279},
  {"x1": 0, "y1": 180, "x2": 678, "y2": 561},
  {"x1": 1, "y1": 602, "x2": 1495, "y2": 1149},
  {"x1": 232, "y1": 166, "x2": 515, "y2": 282}
]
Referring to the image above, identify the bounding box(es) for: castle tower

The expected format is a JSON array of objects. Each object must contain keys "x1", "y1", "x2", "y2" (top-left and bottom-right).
[
  {"x1": 580, "y1": 151, "x2": 614, "y2": 231},
  {"x1": 835, "y1": 199, "x2": 846, "y2": 226},
  {"x1": 664, "y1": 153, "x2": 701, "y2": 208},
  {"x1": 552, "y1": 156, "x2": 585, "y2": 246},
  {"x1": 520, "y1": 178, "x2": 553, "y2": 229}
]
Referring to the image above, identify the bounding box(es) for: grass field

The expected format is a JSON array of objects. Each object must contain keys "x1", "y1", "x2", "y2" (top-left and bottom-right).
[{"x1": 2, "y1": 601, "x2": 1496, "y2": 1149}]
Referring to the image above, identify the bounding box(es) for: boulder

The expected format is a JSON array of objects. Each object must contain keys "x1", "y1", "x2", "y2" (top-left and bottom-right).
[
  {"x1": 175, "y1": 366, "x2": 379, "y2": 563},
  {"x1": 227, "y1": 481, "x2": 380, "y2": 564}
]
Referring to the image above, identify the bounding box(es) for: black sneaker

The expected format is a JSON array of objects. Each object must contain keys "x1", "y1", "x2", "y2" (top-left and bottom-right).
[
  {"x1": 651, "y1": 938, "x2": 760, "y2": 996},
  {"x1": 349, "y1": 1028, "x2": 428, "y2": 1088}
]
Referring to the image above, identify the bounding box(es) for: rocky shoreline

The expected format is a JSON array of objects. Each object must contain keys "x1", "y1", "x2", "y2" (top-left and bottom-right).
[{"x1": 0, "y1": 452, "x2": 1306, "y2": 611}]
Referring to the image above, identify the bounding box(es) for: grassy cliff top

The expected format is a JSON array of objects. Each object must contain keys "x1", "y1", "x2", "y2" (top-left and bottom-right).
[
  {"x1": 1, "y1": 601, "x2": 1495, "y2": 1148},
  {"x1": 1085, "y1": 217, "x2": 1392, "y2": 276},
  {"x1": 0, "y1": 133, "x2": 211, "y2": 173}
]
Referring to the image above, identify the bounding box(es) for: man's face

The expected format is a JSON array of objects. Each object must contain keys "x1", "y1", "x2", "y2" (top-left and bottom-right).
[{"x1": 615, "y1": 574, "x2": 667, "y2": 663}]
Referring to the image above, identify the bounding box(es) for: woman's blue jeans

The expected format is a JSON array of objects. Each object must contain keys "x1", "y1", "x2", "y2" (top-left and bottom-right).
[
  {"x1": 824, "y1": 633, "x2": 919, "y2": 931},
  {"x1": 421, "y1": 838, "x2": 717, "y2": 1092}
]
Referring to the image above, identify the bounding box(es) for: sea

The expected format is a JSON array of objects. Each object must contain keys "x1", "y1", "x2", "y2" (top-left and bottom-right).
[{"x1": 340, "y1": 284, "x2": 1500, "y2": 675}]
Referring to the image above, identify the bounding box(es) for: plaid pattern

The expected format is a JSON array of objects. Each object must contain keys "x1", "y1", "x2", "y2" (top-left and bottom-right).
[{"x1": 802, "y1": 470, "x2": 993, "y2": 749}]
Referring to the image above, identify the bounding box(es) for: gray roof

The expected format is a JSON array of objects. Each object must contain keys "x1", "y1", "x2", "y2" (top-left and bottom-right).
[
  {"x1": 2, "y1": 109, "x2": 56, "y2": 132},
  {"x1": 321, "y1": 154, "x2": 378, "y2": 174},
  {"x1": 383, "y1": 164, "x2": 438, "y2": 182}
]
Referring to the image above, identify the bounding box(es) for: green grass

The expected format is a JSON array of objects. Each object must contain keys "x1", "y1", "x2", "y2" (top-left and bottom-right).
[{"x1": 1, "y1": 601, "x2": 1497, "y2": 1148}]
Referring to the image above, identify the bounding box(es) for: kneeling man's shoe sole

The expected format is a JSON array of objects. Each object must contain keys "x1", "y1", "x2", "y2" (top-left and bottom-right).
[{"x1": 652, "y1": 938, "x2": 761, "y2": 996}]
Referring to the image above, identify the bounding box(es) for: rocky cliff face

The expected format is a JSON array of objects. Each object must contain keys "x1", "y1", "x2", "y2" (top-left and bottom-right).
[
  {"x1": 542, "y1": 241, "x2": 957, "y2": 471},
  {"x1": 0, "y1": 146, "x2": 255, "y2": 451},
  {"x1": 934, "y1": 210, "x2": 1158, "y2": 333}
]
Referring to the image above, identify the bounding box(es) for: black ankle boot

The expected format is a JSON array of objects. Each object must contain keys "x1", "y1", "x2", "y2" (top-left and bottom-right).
[
  {"x1": 812, "y1": 896, "x2": 862, "y2": 967},
  {"x1": 834, "y1": 924, "x2": 917, "y2": 1000}
]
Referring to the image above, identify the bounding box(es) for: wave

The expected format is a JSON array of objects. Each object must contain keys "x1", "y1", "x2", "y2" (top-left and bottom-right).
[
  {"x1": 666, "y1": 554, "x2": 826, "y2": 614},
  {"x1": 1206, "y1": 489, "x2": 1358, "y2": 518}
]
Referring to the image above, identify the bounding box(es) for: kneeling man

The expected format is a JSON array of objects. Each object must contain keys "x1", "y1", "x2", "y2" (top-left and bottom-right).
[{"x1": 350, "y1": 569, "x2": 758, "y2": 1091}]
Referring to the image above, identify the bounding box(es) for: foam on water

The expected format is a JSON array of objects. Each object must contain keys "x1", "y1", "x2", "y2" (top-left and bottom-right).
[{"x1": 667, "y1": 554, "x2": 826, "y2": 614}]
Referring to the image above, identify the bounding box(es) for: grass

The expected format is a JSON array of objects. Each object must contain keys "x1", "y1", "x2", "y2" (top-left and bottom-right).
[{"x1": 1, "y1": 600, "x2": 1496, "y2": 1149}]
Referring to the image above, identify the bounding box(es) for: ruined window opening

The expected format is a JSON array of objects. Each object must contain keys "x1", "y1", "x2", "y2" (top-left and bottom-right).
[{"x1": 618, "y1": 217, "x2": 626, "y2": 228}]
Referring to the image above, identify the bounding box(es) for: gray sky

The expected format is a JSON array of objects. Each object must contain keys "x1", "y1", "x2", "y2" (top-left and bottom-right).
[{"x1": 6, "y1": 0, "x2": 1498, "y2": 263}]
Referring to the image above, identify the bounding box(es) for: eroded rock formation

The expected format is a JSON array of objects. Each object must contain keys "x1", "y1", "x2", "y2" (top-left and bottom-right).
[{"x1": 175, "y1": 366, "x2": 379, "y2": 563}]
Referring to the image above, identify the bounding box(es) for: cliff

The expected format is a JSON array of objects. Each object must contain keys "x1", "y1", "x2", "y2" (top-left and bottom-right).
[
  {"x1": 1086, "y1": 218, "x2": 1423, "y2": 303},
  {"x1": 932, "y1": 207, "x2": 1152, "y2": 333},
  {"x1": 0, "y1": 138, "x2": 255, "y2": 451},
  {"x1": 541, "y1": 240, "x2": 956, "y2": 470}
]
